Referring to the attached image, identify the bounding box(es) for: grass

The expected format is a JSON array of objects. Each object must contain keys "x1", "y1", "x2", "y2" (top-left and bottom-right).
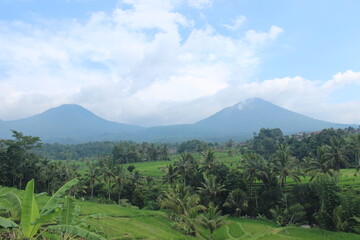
[
  {"x1": 5, "y1": 151, "x2": 360, "y2": 239},
  {"x1": 120, "y1": 152, "x2": 242, "y2": 178},
  {"x1": 1, "y1": 184, "x2": 360, "y2": 239}
]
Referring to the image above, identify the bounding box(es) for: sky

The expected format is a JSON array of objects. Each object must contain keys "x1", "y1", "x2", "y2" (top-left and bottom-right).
[{"x1": 1, "y1": 0, "x2": 360, "y2": 126}]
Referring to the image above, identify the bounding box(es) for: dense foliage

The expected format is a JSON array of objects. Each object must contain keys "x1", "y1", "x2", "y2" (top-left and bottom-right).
[{"x1": 2, "y1": 127, "x2": 360, "y2": 239}]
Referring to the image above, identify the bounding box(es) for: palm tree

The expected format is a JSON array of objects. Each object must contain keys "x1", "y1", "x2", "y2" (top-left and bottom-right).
[
  {"x1": 241, "y1": 153, "x2": 267, "y2": 214},
  {"x1": 324, "y1": 137, "x2": 349, "y2": 172},
  {"x1": 100, "y1": 156, "x2": 115, "y2": 200},
  {"x1": 305, "y1": 146, "x2": 333, "y2": 180},
  {"x1": 85, "y1": 161, "x2": 99, "y2": 198},
  {"x1": 163, "y1": 164, "x2": 177, "y2": 185},
  {"x1": 38, "y1": 159, "x2": 52, "y2": 194},
  {"x1": 130, "y1": 170, "x2": 143, "y2": 187},
  {"x1": 174, "y1": 153, "x2": 195, "y2": 186},
  {"x1": 223, "y1": 189, "x2": 248, "y2": 217},
  {"x1": 201, "y1": 151, "x2": 217, "y2": 174},
  {"x1": 112, "y1": 165, "x2": 126, "y2": 204},
  {"x1": 272, "y1": 144, "x2": 301, "y2": 187},
  {"x1": 197, "y1": 175, "x2": 226, "y2": 205},
  {"x1": 349, "y1": 134, "x2": 360, "y2": 171},
  {"x1": 198, "y1": 203, "x2": 228, "y2": 240},
  {"x1": 160, "y1": 184, "x2": 205, "y2": 236}
]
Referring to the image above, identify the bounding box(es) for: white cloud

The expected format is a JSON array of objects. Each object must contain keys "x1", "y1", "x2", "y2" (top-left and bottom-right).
[
  {"x1": 0, "y1": 0, "x2": 284, "y2": 125},
  {"x1": 223, "y1": 15, "x2": 247, "y2": 31},
  {"x1": 187, "y1": 0, "x2": 213, "y2": 9},
  {"x1": 322, "y1": 70, "x2": 360, "y2": 90},
  {"x1": 245, "y1": 25, "x2": 284, "y2": 46},
  {"x1": 229, "y1": 73, "x2": 360, "y2": 125}
]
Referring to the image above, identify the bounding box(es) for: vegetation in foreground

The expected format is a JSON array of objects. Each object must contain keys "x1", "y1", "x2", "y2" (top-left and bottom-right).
[
  {"x1": 1, "y1": 127, "x2": 360, "y2": 239},
  {"x1": 2, "y1": 183, "x2": 360, "y2": 240}
]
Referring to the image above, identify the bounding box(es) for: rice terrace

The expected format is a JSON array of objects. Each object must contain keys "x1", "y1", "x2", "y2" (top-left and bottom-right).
[{"x1": 1, "y1": 0, "x2": 360, "y2": 239}]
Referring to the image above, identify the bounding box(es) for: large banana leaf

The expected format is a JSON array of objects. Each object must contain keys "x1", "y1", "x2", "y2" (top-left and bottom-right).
[
  {"x1": 0, "y1": 192, "x2": 22, "y2": 219},
  {"x1": 40, "y1": 178, "x2": 79, "y2": 216},
  {"x1": 48, "y1": 225, "x2": 107, "y2": 240},
  {"x1": 33, "y1": 207, "x2": 61, "y2": 225},
  {"x1": 0, "y1": 216, "x2": 18, "y2": 228},
  {"x1": 59, "y1": 196, "x2": 78, "y2": 225},
  {"x1": 20, "y1": 179, "x2": 40, "y2": 239}
]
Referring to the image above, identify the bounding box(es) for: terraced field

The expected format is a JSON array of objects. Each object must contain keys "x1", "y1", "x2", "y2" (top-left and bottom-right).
[{"x1": 2, "y1": 185, "x2": 360, "y2": 240}]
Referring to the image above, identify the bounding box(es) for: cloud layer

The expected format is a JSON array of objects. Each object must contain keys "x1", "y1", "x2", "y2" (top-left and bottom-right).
[{"x1": 0, "y1": 0, "x2": 359, "y2": 126}]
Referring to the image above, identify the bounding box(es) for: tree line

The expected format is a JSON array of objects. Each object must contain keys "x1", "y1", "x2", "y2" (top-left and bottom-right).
[{"x1": 2, "y1": 128, "x2": 360, "y2": 238}]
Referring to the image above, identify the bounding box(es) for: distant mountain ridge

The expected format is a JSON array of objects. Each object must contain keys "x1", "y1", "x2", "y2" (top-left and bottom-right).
[
  {"x1": 0, "y1": 104, "x2": 143, "y2": 143},
  {"x1": 0, "y1": 99, "x2": 356, "y2": 143},
  {"x1": 195, "y1": 98, "x2": 350, "y2": 135}
]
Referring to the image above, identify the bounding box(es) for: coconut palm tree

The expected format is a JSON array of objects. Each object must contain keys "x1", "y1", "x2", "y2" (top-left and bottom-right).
[
  {"x1": 174, "y1": 153, "x2": 195, "y2": 186},
  {"x1": 305, "y1": 146, "x2": 333, "y2": 181},
  {"x1": 349, "y1": 134, "x2": 360, "y2": 172},
  {"x1": 99, "y1": 156, "x2": 115, "y2": 200},
  {"x1": 85, "y1": 161, "x2": 100, "y2": 198},
  {"x1": 272, "y1": 144, "x2": 301, "y2": 187},
  {"x1": 223, "y1": 189, "x2": 248, "y2": 217},
  {"x1": 112, "y1": 165, "x2": 127, "y2": 204},
  {"x1": 324, "y1": 137, "x2": 349, "y2": 172},
  {"x1": 197, "y1": 175, "x2": 226, "y2": 205},
  {"x1": 163, "y1": 164, "x2": 177, "y2": 185},
  {"x1": 160, "y1": 184, "x2": 205, "y2": 236},
  {"x1": 198, "y1": 203, "x2": 228, "y2": 240},
  {"x1": 201, "y1": 150, "x2": 217, "y2": 174},
  {"x1": 241, "y1": 153, "x2": 267, "y2": 215}
]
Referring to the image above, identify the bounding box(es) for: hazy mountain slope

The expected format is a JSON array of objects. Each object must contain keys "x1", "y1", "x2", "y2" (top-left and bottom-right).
[
  {"x1": 195, "y1": 98, "x2": 353, "y2": 135},
  {"x1": 0, "y1": 104, "x2": 143, "y2": 143},
  {"x1": 0, "y1": 99, "x2": 356, "y2": 143}
]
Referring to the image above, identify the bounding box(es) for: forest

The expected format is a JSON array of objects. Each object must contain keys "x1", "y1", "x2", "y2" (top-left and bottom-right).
[{"x1": 1, "y1": 127, "x2": 360, "y2": 239}]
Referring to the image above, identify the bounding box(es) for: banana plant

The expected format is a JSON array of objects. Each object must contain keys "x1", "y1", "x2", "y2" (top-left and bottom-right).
[
  {"x1": 0, "y1": 216, "x2": 18, "y2": 228},
  {"x1": 1, "y1": 179, "x2": 107, "y2": 240},
  {"x1": 46, "y1": 196, "x2": 107, "y2": 240},
  {"x1": 0, "y1": 192, "x2": 22, "y2": 224},
  {"x1": 22, "y1": 178, "x2": 79, "y2": 239},
  {"x1": 0, "y1": 178, "x2": 78, "y2": 239}
]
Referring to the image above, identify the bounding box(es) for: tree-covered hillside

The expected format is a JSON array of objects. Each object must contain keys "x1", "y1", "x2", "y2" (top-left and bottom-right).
[{"x1": 2, "y1": 128, "x2": 360, "y2": 239}]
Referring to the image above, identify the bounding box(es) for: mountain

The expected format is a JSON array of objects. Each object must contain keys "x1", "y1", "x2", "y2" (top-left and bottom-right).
[
  {"x1": 195, "y1": 98, "x2": 352, "y2": 136},
  {"x1": 0, "y1": 104, "x2": 143, "y2": 143},
  {"x1": 129, "y1": 98, "x2": 356, "y2": 142},
  {"x1": 0, "y1": 99, "x2": 356, "y2": 143}
]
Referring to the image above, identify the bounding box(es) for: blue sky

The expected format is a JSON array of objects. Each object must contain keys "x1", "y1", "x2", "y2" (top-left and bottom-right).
[{"x1": 0, "y1": 0, "x2": 360, "y2": 126}]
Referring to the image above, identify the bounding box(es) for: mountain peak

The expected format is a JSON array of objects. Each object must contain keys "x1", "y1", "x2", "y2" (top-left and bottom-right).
[
  {"x1": 47, "y1": 104, "x2": 89, "y2": 112},
  {"x1": 196, "y1": 98, "x2": 352, "y2": 136},
  {"x1": 0, "y1": 103, "x2": 142, "y2": 143},
  {"x1": 235, "y1": 98, "x2": 270, "y2": 110}
]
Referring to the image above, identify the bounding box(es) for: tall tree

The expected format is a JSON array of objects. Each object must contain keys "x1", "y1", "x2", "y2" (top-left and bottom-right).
[
  {"x1": 174, "y1": 153, "x2": 195, "y2": 186},
  {"x1": 112, "y1": 165, "x2": 127, "y2": 204},
  {"x1": 198, "y1": 203, "x2": 228, "y2": 240},
  {"x1": 84, "y1": 161, "x2": 99, "y2": 198},
  {"x1": 349, "y1": 134, "x2": 360, "y2": 169},
  {"x1": 241, "y1": 153, "x2": 268, "y2": 215},
  {"x1": 197, "y1": 175, "x2": 225, "y2": 206},
  {"x1": 160, "y1": 184, "x2": 205, "y2": 236},
  {"x1": 305, "y1": 146, "x2": 333, "y2": 180},
  {"x1": 324, "y1": 137, "x2": 349, "y2": 172},
  {"x1": 163, "y1": 164, "x2": 177, "y2": 186},
  {"x1": 201, "y1": 150, "x2": 217, "y2": 174},
  {"x1": 99, "y1": 156, "x2": 115, "y2": 200},
  {"x1": 272, "y1": 144, "x2": 301, "y2": 187},
  {"x1": 223, "y1": 189, "x2": 248, "y2": 217},
  {"x1": 0, "y1": 130, "x2": 41, "y2": 188}
]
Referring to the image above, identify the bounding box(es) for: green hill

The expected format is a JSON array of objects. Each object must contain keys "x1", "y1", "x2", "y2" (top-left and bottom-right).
[{"x1": 1, "y1": 185, "x2": 360, "y2": 240}]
